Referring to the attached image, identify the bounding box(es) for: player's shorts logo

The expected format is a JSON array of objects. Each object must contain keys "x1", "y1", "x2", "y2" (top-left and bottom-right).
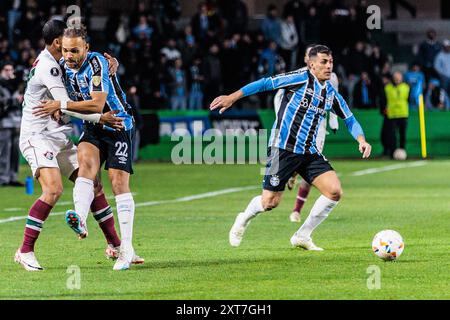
[
  {"x1": 44, "y1": 151, "x2": 54, "y2": 160},
  {"x1": 270, "y1": 175, "x2": 280, "y2": 187},
  {"x1": 50, "y1": 67, "x2": 59, "y2": 76}
]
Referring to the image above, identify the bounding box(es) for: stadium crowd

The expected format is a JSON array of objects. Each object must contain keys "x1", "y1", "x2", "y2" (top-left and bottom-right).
[{"x1": 1, "y1": 0, "x2": 450, "y2": 113}]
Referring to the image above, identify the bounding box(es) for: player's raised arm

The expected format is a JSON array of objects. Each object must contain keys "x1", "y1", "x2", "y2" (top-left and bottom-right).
[
  {"x1": 331, "y1": 88, "x2": 371, "y2": 158},
  {"x1": 210, "y1": 70, "x2": 309, "y2": 114}
]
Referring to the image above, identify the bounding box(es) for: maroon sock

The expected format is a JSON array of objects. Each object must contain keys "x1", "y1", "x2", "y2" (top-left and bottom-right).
[
  {"x1": 91, "y1": 194, "x2": 121, "y2": 247},
  {"x1": 293, "y1": 187, "x2": 311, "y2": 213},
  {"x1": 20, "y1": 199, "x2": 53, "y2": 253}
]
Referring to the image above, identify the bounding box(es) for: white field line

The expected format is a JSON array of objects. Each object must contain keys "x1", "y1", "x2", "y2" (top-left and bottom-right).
[
  {"x1": 0, "y1": 161, "x2": 429, "y2": 225},
  {"x1": 1, "y1": 193, "x2": 138, "y2": 212},
  {"x1": 350, "y1": 161, "x2": 427, "y2": 176},
  {"x1": 0, "y1": 186, "x2": 259, "y2": 225}
]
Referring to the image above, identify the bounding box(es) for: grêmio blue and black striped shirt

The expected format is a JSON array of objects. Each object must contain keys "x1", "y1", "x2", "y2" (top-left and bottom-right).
[
  {"x1": 61, "y1": 52, "x2": 134, "y2": 131},
  {"x1": 241, "y1": 68, "x2": 364, "y2": 155}
]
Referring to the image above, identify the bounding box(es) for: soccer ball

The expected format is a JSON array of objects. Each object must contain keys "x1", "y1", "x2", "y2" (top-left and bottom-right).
[
  {"x1": 372, "y1": 230, "x2": 404, "y2": 261},
  {"x1": 393, "y1": 148, "x2": 407, "y2": 160}
]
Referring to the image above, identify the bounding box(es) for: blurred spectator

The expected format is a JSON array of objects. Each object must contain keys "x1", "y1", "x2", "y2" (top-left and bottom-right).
[
  {"x1": 258, "y1": 41, "x2": 285, "y2": 78},
  {"x1": 424, "y1": 78, "x2": 450, "y2": 110},
  {"x1": 257, "y1": 41, "x2": 285, "y2": 108},
  {"x1": 168, "y1": 58, "x2": 187, "y2": 110},
  {"x1": 178, "y1": 25, "x2": 197, "y2": 68},
  {"x1": 221, "y1": 35, "x2": 241, "y2": 93},
  {"x1": 191, "y1": 2, "x2": 221, "y2": 48},
  {"x1": 261, "y1": 4, "x2": 282, "y2": 46},
  {"x1": 433, "y1": 39, "x2": 450, "y2": 96},
  {"x1": 126, "y1": 85, "x2": 143, "y2": 162},
  {"x1": 279, "y1": 14, "x2": 299, "y2": 70},
  {"x1": 132, "y1": 15, "x2": 155, "y2": 41},
  {"x1": 404, "y1": 63, "x2": 425, "y2": 110},
  {"x1": 283, "y1": 0, "x2": 306, "y2": 37},
  {"x1": 217, "y1": 0, "x2": 248, "y2": 36},
  {"x1": 0, "y1": 61, "x2": 23, "y2": 186},
  {"x1": 384, "y1": 72, "x2": 410, "y2": 157},
  {"x1": 188, "y1": 56, "x2": 204, "y2": 110},
  {"x1": 302, "y1": 5, "x2": 321, "y2": 44},
  {"x1": 388, "y1": 0, "x2": 416, "y2": 19},
  {"x1": 203, "y1": 44, "x2": 222, "y2": 107},
  {"x1": 161, "y1": 38, "x2": 181, "y2": 61},
  {"x1": 418, "y1": 29, "x2": 442, "y2": 83},
  {"x1": 353, "y1": 71, "x2": 378, "y2": 109}
]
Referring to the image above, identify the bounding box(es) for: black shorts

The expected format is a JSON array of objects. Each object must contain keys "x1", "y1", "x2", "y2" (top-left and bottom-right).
[
  {"x1": 79, "y1": 124, "x2": 134, "y2": 174},
  {"x1": 262, "y1": 148, "x2": 333, "y2": 192}
]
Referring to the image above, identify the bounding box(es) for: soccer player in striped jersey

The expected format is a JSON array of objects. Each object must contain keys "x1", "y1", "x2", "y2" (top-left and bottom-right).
[
  {"x1": 34, "y1": 26, "x2": 140, "y2": 270},
  {"x1": 210, "y1": 45, "x2": 371, "y2": 250},
  {"x1": 14, "y1": 20, "x2": 127, "y2": 271},
  {"x1": 275, "y1": 45, "x2": 340, "y2": 223}
]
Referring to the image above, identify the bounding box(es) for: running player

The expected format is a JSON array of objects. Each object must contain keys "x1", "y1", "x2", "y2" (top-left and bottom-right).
[
  {"x1": 274, "y1": 45, "x2": 340, "y2": 223},
  {"x1": 15, "y1": 20, "x2": 126, "y2": 271},
  {"x1": 210, "y1": 45, "x2": 371, "y2": 250},
  {"x1": 34, "y1": 26, "x2": 139, "y2": 270}
]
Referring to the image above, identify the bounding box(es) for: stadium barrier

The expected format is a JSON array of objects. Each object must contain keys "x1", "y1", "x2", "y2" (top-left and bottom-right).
[{"x1": 137, "y1": 109, "x2": 450, "y2": 161}]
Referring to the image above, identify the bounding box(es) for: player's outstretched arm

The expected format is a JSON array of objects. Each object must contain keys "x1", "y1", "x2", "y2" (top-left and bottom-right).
[{"x1": 210, "y1": 90, "x2": 244, "y2": 114}]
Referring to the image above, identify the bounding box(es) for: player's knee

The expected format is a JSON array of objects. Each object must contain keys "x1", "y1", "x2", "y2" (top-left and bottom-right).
[
  {"x1": 110, "y1": 178, "x2": 129, "y2": 195},
  {"x1": 262, "y1": 196, "x2": 281, "y2": 211},
  {"x1": 43, "y1": 186, "x2": 63, "y2": 204},
  {"x1": 327, "y1": 186, "x2": 343, "y2": 201}
]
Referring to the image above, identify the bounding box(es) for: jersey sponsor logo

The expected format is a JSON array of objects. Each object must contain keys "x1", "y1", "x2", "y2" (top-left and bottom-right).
[
  {"x1": 44, "y1": 151, "x2": 54, "y2": 160},
  {"x1": 269, "y1": 175, "x2": 280, "y2": 187},
  {"x1": 69, "y1": 91, "x2": 90, "y2": 99},
  {"x1": 78, "y1": 78, "x2": 88, "y2": 87},
  {"x1": 50, "y1": 67, "x2": 59, "y2": 76},
  {"x1": 91, "y1": 57, "x2": 101, "y2": 74}
]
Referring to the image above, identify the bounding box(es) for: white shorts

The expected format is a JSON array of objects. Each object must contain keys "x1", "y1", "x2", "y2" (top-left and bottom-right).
[{"x1": 20, "y1": 131, "x2": 79, "y2": 178}]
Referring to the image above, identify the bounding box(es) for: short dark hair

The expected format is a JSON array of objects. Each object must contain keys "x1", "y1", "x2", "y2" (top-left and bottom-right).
[
  {"x1": 0, "y1": 60, "x2": 14, "y2": 71},
  {"x1": 308, "y1": 45, "x2": 332, "y2": 58},
  {"x1": 42, "y1": 19, "x2": 66, "y2": 45},
  {"x1": 63, "y1": 25, "x2": 88, "y2": 41}
]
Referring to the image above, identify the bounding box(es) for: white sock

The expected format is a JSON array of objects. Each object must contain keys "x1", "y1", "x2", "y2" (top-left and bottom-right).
[
  {"x1": 73, "y1": 177, "x2": 95, "y2": 223},
  {"x1": 296, "y1": 195, "x2": 338, "y2": 240},
  {"x1": 239, "y1": 195, "x2": 265, "y2": 224},
  {"x1": 115, "y1": 193, "x2": 135, "y2": 249}
]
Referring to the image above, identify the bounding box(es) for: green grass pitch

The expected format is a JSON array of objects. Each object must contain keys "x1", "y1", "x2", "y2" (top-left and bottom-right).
[{"x1": 0, "y1": 160, "x2": 449, "y2": 299}]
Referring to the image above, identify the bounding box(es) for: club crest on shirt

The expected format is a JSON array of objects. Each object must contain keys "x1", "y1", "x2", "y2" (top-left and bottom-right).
[
  {"x1": 92, "y1": 76, "x2": 101, "y2": 87},
  {"x1": 50, "y1": 67, "x2": 59, "y2": 76},
  {"x1": 270, "y1": 175, "x2": 280, "y2": 187},
  {"x1": 44, "y1": 151, "x2": 54, "y2": 160}
]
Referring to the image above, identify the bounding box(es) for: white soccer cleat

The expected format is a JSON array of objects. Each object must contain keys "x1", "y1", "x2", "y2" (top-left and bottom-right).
[
  {"x1": 290, "y1": 235, "x2": 324, "y2": 251},
  {"x1": 229, "y1": 212, "x2": 250, "y2": 247},
  {"x1": 113, "y1": 246, "x2": 137, "y2": 271},
  {"x1": 289, "y1": 211, "x2": 301, "y2": 223},
  {"x1": 14, "y1": 249, "x2": 43, "y2": 271},
  {"x1": 106, "y1": 244, "x2": 145, "y2": 264}
]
